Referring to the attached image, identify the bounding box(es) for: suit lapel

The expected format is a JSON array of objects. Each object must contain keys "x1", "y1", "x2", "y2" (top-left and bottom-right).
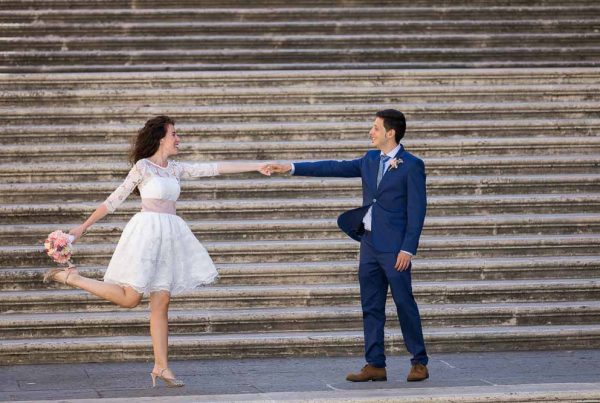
[{"x1": 370, "y1": 152, "x2": 381, "y2": 191}]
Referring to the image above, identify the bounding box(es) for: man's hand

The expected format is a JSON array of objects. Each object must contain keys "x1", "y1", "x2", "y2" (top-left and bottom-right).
[
  {"x1": 258, "y1": 163, "x2": 272, "y2": 176},
  {"x1": 266, "y1": 163, "x2": 292, "y2": 174},
  {"x1": 395, "y1": 251, "x2": 412, "y2": 271}
]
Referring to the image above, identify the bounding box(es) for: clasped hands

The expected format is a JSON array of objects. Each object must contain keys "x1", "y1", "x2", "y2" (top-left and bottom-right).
[{"x1": 258, "y1": 163, "x2": 293, "y2": 176}]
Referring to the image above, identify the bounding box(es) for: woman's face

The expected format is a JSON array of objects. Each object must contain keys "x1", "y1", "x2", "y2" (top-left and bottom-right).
[{"x1": 160, "y1": 124, "x2": 181, "y2": 157}]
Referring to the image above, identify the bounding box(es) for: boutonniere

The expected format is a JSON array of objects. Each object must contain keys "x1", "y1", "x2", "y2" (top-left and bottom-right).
[{"x1": 388, "y1": 158, "x2": 403, "y2": 170}]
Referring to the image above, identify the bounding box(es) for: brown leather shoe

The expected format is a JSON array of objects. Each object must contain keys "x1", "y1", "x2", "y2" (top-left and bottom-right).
[
  {"x1": 407, "y1": 363, "x2": 429, "y2": 381},
  {"x1": 346, "y1": 364, "x2": 387, "y2": 382}
]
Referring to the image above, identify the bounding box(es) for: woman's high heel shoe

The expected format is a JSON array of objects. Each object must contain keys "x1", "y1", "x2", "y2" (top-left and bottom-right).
[
  {"x1": 150, "y1": 368, "x2": 185, "y2": 388},
  {"x1": 43, "y1": 267, "x2": 75, "y2": 285}
]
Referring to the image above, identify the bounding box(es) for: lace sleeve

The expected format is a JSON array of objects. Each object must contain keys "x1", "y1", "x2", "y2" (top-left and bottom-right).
[
  {"x1": 103, "y1": 162, "x2": 144, "y2": 213},
  {"x1": 175, "y1": 161, "x2": 220, "y2": 179}
]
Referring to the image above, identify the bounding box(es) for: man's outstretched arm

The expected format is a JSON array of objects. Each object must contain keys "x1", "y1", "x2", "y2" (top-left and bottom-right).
[{"x1": 268, "y1": 158, "x2": 362, "y2": 178}]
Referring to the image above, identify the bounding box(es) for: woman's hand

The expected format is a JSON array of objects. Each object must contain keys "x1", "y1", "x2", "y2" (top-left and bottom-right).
[
  {"x1": 69, "y1": 225, "x2": 86, "y2": 243},
  {"x1": 258, "y1": 163, "x2": 272, "y2": 176}
]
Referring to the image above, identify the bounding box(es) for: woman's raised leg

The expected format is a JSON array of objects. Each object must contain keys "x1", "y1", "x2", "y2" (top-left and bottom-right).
[{"x1": 50, "y1": 268, "x2": 142, "y2": 308}]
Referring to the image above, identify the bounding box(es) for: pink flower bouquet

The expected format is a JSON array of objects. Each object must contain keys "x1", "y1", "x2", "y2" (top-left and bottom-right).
[{"x1": 44, "y1": 230, "x2": 75, "y2": 267}]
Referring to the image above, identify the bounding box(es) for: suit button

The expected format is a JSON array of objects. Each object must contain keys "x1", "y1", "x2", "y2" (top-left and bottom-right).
[{"x1": 372, "y1": 199, "x2": 377, "y2": 203}]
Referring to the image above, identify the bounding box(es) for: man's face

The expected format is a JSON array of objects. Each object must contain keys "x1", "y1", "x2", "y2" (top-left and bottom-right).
[{"x1": 369, "y1": 117, "x2": 394, "y2": 150}]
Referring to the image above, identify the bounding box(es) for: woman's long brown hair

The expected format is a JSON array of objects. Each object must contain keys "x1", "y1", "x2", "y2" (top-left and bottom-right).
[
  {"x1": 129, "y1": 115, "x2": 175, "y2": 194},
  {"x1": 129, "y1": 115, "x2": 175, "y2": 165}
]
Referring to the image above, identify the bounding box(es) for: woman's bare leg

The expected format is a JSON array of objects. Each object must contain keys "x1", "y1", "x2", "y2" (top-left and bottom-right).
[
  {"x1": 52, "y1": 269, "x2": 142, "y2": 308},
  {"x1": 149, "y1": 291, "x2": 173, "y2": 376}
]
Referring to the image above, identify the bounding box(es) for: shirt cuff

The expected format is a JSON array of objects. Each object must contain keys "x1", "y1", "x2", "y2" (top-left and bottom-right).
[
  {"x1": 290, "y1": 163, "x2": 295, "y2": 175},
  {"x1": 400, "y1": 250, "x2": 413, "y2": 256}
]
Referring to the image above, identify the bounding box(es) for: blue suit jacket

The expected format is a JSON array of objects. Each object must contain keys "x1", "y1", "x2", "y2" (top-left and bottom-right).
[{"x1": 293, "y1": 145, "x2": 427, "y2": 255}]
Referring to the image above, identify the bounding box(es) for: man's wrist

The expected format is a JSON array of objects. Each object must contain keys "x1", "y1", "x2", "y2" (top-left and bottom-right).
[{"x1": 400, "y1": 250, "x2": 413, "y2": 256}]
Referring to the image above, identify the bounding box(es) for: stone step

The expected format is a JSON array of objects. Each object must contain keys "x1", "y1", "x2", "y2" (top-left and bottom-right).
[
  {"x1": 1, "y1": 324, "x2": 599, "y2": 364},
  {"x1": 4, "y1": 19, "x2": 598, "y2": 37},
  {"x1": 3, "y1": 213, "x2": 599, "y2": 246},
  {"x1": 0, "y1": 2, "x2": 600, "y2": 23},
  {"x1": 4, "y1": 69, "x2": 599, "y2": 91},
  {"x1": 4, "y1": 0, "x2": 599, "y2": 10},
  {"x1": 2, "y1": 137, "x2": 599, "y2": 164},
  {"x1": 2, "y1": 174, "x2": 599, "y2": 203},
  {"x1": 3, "y1": 101, "x2": 598, "y2": 125},
  {"x1": 2, "y1": 5, "x2": 598, "y2": 23},
  {"x1": 4, "y1": 48, "x2": 600, "y2": 73},
  {"x1": 3, "y1": 256, "x2": 599, "y2": 291},
  {"x1": 4, "y1": 323, "x2": 600, "y2": 365},
  {"x1": 2, "y1": 301, "x2": 599, "y2": 339},
  {"x1": 3, "y1": 118, "x2": 599, "y2": 145},
  {"x1": 1, "y1": 193, "x2": 597, "y2": 224},
  {"x1": 2, "y1": 278, "x2": 599, "y2": 314},
  {"x1": 6, "y1": 84, "x2": 600, "y2": 107},
  {"x1": 2, "y1": 155, "x2": 598, "y2": 184},
  {"x1": 6, "y1": 33, "x2": 600, "y2": 52},
  {"x1": 2, "y1": 233, "x2": 599, "y2": 267}
]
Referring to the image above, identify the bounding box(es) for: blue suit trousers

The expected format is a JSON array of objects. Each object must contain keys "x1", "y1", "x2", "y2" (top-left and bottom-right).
[{"x1": 359, "y1": 231, "x2": 428, "y2": 367}]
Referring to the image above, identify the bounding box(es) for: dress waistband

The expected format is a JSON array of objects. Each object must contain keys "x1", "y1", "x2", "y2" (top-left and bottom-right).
[{"x1": 141, "y1": 198, "x2": 176, "y2": 215}]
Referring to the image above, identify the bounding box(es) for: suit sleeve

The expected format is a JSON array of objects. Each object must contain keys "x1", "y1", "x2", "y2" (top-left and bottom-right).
[
  {"x1": 401, "y1": 158, "x2": 427, "y2": 255},
  {"x1": 293, "y1": 158, "x2": 362, "y2": 178}
]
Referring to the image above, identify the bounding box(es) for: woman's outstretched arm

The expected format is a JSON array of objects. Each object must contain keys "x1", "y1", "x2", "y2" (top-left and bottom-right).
[
  {"x1": 217, "y1": 161, "x2": 271, "y2": 175},
  {"x1": 69, "y1": 162, "x2": 143, "y2": 242},
  {"x1": 178, "y1": 161, "x2": 271, "y2": 178}
]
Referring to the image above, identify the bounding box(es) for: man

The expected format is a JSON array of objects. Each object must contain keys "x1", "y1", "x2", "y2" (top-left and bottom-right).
[{"x1": 268, "y1": 109, "x2": 428, "y2": 382}]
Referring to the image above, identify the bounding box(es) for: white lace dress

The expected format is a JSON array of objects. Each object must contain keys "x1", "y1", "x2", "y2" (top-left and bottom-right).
[{"x1": 102, "y1": 158, "x2": 219, "y2": 295}]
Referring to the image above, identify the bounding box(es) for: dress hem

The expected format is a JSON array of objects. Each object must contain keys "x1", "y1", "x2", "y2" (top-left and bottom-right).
[{"x1": 103, "y1": 273, "x2": 219, "y2": 296}]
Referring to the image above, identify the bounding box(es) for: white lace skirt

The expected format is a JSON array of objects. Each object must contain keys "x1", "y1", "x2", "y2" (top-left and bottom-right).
[{"x1": 103, "y1": 212, "x2": 218, "y2": 295}]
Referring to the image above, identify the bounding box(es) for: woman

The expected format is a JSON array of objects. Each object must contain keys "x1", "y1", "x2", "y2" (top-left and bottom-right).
[{"x1": 43, "y1": 115, "x2": 270, "y2": 387}]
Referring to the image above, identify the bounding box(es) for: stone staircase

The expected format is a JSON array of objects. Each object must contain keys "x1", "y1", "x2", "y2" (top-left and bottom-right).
[
  {"x1": 0, "y1": 1, "x2": 599, "y2": 365},
  {"x1": 1, "y1": 0, "x2": 600, "y2": 72}
]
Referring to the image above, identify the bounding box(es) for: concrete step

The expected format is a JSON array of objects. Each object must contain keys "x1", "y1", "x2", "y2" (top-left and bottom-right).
[
  {"x1": 4, "y1": 69, "x2": 599, "y2": 91},
  {"x1": 4, "y1": 50, "x2": 600, "y2": 73},
  {"x1": 3, "y1": 137, "x2": 599, "y2": 163},
  {"x1": 2, "y1": 233, "x2": 599, "y2": 267},
  {"x1": 3, "y1": 118, "x2": 599, "y2": 145},
  {"x1": 6, "y1": 33, "x2": 600, "y2": 52},
  {"x1": 4, "y1": 0, "x2": 599, "y2": 10},
  {"x1": 6, "y1": 255, "x2": 600, "y2": 292},
  {"x1": 2, "y1": 155, "x2": 598, "y2": 184},
  {"x1": 2, "y1": 174, "x2": 599, "y2": 203},
  {"x1": 3, "y1": 256, "x2": 598, "y2": 291},
  {"x1": 4, "y1": 19, "x2": 598, "y2": 37},
  {"x1": 2, "y1": 6, "x2": 598, "y2": 23},
  {"x1": 2, "y1": 324, "x2": 600, "y2": 364},
  {"x1": 2, "y1": 301, "x2": 599, "y2": 339},
  {"x1": 1, "y1": 193, "x2": 598, "y2": 223},
  {"x1": 2, "y1": 278, "x2": 599, "y2": 313},
  {"x1": 3, "y1": 101, "x2": 598, "y2": 125},
  {"x1": 6, "y1": 84, "x2": 600, "y2": 107},
  {"x1": 3, "y1": 213, "x2": 599, "y2": 246}
]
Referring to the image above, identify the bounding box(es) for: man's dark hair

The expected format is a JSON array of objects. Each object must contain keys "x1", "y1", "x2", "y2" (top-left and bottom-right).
[{"x1": 376, "y1": 109, "x2": 406, "y2": 144}]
